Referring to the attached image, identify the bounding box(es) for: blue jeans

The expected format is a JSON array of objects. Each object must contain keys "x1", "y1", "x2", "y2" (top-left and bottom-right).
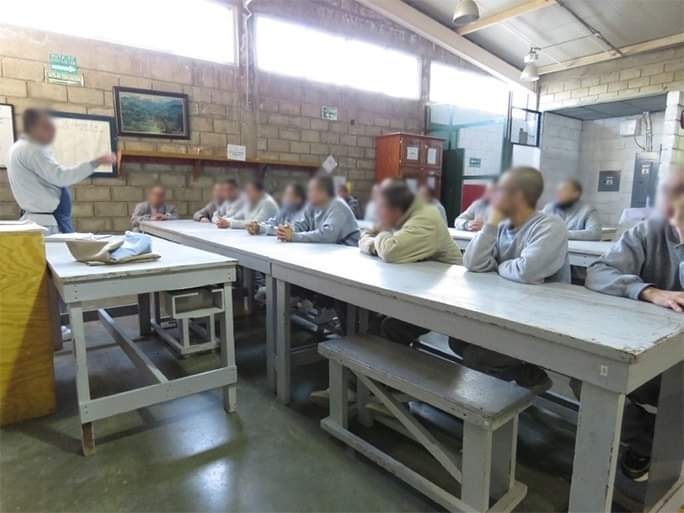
[{"x1": 54, "y1": 187, "x2": 74, "y2": 233}]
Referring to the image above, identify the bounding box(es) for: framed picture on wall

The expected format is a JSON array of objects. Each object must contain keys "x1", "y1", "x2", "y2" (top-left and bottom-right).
[
  {"x1": 50, "y1": 112, "x2": 118, "y2": 177},
  {"x1": 0, "y1": 104, "x2": 17, "y2": 169},
  {"x1": 113, "y1": 86, "x2": 190, "y2": 139}
]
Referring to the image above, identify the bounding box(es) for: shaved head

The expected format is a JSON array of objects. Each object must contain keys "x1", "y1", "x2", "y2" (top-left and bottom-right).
[{"x1": 504, "y1": 166, "x2": 544, "y2": 208}]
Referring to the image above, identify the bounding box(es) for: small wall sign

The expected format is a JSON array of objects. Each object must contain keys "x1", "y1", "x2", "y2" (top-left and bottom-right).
[
  {"x1": 47, "y1": 53, "x2": 83, "y2": 86},
  {"x1": 227, "y1": 144, "x2": 246, "y2": 161},
  {"x1": 321, "y1": 106, "x2": 338, "y2": 121},
  {"x1": 469, "y1": 157, "x2": 482, "y2": 168},
  {"x1": 598, "y1": 170, "x2": 621, "y2": 192}
]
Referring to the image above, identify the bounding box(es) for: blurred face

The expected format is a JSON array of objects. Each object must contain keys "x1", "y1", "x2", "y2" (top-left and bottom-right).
[
  {"x1": 148, "y1": 187, "x2": 166, "y2": 208},
  {"x1": 482, "y1": 182, "x2": 496, "y2": 204},
  {"x1": 555, "y1": 181, "x2": 581, "y2": 207},
  {"x1": 213, "y1": 183, "x2": 229, "y2": 203},
  {"x1": 336, "y1": 185, "x2": 349, "y2": 199},
  {"x1": 29, "y1": 114, "x2": 56, "y2": 145},
  {"x1": 307, "y1": 179, "x2": 328, "y2": 207},
  {"x1": 658, "y1": 169, "x2": 684, "y2": 219},
  {"x1": 282, "y1": 185, "x2": 304, "y2": 210},
  {"x1": 370, "y1": 185, "x2": 381, "y2": 201},
  {"x1": 376, "y1": 193, "x2": 403, "y2": 230},
  {"x1": 417, "y1": 186, "x2": 429, "y2": 203},
  {"x1": 225, "y1": 183, "x2": 239, "y2": 201},
  {"x1": 245, "y1": 183, "x2": 262, "y2": 204},
  {"x1": 492, "y1": 172, "x2": 521, "y2": 217}
]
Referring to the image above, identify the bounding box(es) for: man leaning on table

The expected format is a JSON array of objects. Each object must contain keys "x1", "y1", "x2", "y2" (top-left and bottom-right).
[
  {"x1": 131, "y1": 185, "x2": 177, "y2": 231},
  {"x1": 215, "y1": 179, "x2": 278, "y2": 230},
  {"x1": 7, "y1": 108, "x2": 116, "y2": 235},
  {"x1": 453, "y1": 178, "x2": 496, "y2": 231},
  {"x1": 193, "y1": 181, "x2": 232, "y2": 222},
  {"x1": 276, "y1": 175, "x2": 360, "y2": 246},
  {"x1": 247, "y1": 182, "x2": 306, "y2": 235},
  {"x1": 542, "y1": 178, "x2": 602, "y2": 241},
  {"x1": 459, "y1": 166, "x2": 570, "y2": 388},
  {"x1": 584, "y1": 166, "x2": 684, "y2": 481}
]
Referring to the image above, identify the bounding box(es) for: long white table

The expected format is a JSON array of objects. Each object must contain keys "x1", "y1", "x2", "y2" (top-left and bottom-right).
[
  {"x1": 141, "y1": 220, "x2": 683, "y2": 513},
  {"x1": 47, "y1": 236, "x2": 238, "y2": 455}
]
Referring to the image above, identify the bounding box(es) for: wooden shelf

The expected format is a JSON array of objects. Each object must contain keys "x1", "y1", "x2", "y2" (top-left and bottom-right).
[{"x1": 116, "y1": 149, "x2": 320, "y2": 179}]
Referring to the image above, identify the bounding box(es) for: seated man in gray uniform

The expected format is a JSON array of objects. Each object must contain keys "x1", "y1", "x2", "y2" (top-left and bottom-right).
[
  {"x1": 247, "y1": 182, "x2": 306, "y2": 235},
  {"x1": 453, "y1": 178, "x2": 496, "y2": 231},
  {"x1": 542, "y1": 179, "x2": 602, "y2": 240},
  {"x1": 585, "y1": 166, "x2": 684, "y2": 481},
  {"x1": 192, "y1": 181, "x2": 232, "y2": 222},
  {"x1": 459, "y1": 166, "x2": 570, "y2": 387},
  {"x1": 131, "y1": 185, "x2": 177, "y2": 231},
  {"x1": 277, "y1": 175, "x2": 360, "y2": 246}
]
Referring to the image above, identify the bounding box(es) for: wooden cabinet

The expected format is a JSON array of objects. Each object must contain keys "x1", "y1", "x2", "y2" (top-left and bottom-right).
[
  {"x1": 375, "y1": 133, "x2": 445, "y2": 195},
  {"x1": 0, "y1": 224, "x2": 56, "y2": 425}
]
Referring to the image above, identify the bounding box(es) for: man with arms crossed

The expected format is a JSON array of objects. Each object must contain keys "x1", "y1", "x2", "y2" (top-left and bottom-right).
[
  {"x1": 460, "y1": 166, "x2": 569, "y2": 387},
  {"x1": 8, "y1": 109, "x2": 115, "y2": 234},
  {"x1": 585, "y1": 167, "x2": 684, "y2": 481},
  {"x1": 542, "y1": 178, "x2": 602, "y2": 240}
]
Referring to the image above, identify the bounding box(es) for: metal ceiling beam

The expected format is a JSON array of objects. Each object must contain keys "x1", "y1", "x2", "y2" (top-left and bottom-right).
[
  {"x1": 457, "y1": 0, "x2": 557, "y2": 36},
  {"x1": 355, "y1": 0, "x2": 535, "y2": 92},
  {"x1": 539, "y1": 32, "x2": 684, "y2": 75}
]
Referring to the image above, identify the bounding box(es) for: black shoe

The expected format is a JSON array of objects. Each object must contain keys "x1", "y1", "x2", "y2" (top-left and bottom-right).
[
  {"x1": 515, "y1": 364, "x2": 552, "y2": 392},
  {"x1": 621, "y1": 448, "x2": 650, "y2": 481}
]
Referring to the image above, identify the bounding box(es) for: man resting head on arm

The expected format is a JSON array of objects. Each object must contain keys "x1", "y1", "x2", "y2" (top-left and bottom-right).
[
  {"x1": 542, "y1": 179, "x2": 602, "y2": 241},
  {"x1": 276, "y1": 175, "x2": 360, "y2": 246},
  {"x1": 131, "y1": 185, "x2": 177, "y2": 231},
  {"x1": 193, "y1": 181, "x2": 231, "y2": 223},
  {"x1": 247, "y1": 182, "x2": 306, "y2": 235},
  {"x1": 360, "y1": 178, "x2": 462, "y2": 264},
  {"x1": 463, "y1": 166, "x2": 570, "y2": 284},
  {"x1": 453, "y1": 179, "x2": 496, "y2": 231},
  {"x1": 215, "y1": 179, "x2": 278, "y2": 230}
]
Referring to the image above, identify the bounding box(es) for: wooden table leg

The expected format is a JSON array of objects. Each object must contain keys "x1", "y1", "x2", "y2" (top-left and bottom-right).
[
  {"x1": 81, "y1": 422, "x2": 95, "y2": 456},
  {"x1": 70, "y1": 304, "x2": 95, "y2": 456}
]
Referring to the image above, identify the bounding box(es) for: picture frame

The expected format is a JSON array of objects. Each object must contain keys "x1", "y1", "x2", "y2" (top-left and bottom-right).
[
  {"x1": 50, "y1": 111, "x2": 118, "y2": 178},
  {"x1": 113, "y1": 86, "x2": 190, "y2": 139},
  {"x1": 0, "y1": 103, "x2": 17, "y2": 169}
]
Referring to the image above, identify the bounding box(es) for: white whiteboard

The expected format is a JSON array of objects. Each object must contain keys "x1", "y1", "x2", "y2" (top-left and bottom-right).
[
  {"x1": 51, "y1": 115, "x2": 115, "y2": 175},
  {"x1": 0, "y1": 105, "x2": 15, "y2": 169}
]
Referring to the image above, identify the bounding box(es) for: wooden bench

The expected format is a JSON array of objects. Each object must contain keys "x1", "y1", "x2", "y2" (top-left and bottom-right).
[{"x1": 319, "y1": 335, "x2": 538, "y2": 513}]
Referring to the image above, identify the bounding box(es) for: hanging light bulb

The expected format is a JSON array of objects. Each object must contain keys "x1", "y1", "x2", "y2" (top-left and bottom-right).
[
  {"x1": 452, "y1": 0, "x2": 480, "y2": 26},
  {"x1": 521, "y1": 47, "x2": 540, "y2": 82}
]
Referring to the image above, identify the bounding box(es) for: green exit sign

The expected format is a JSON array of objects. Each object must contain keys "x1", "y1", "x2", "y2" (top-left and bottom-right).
[
  {"x1": 47, "y1": 53, "x2": 83, "y2": 86},
  {"x1": 321, "y1": 105, "x2": 338, "y2": 121}
]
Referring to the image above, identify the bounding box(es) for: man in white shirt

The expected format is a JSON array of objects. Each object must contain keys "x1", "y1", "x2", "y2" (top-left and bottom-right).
[
  {"x1": 7, "y1": 109, "x2": 115, "y2": 234},
  {"x1": 215, "y1": 179, "x2": 278, "y2": 229}
]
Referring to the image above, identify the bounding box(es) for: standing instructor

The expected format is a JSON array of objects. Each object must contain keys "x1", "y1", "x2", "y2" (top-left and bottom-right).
[{"x1": 8, "y1": 108, "x2": 115, "y2": 234}]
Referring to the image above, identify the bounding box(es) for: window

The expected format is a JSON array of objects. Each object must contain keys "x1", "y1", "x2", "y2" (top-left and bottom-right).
[
  {"x1": 3, "y1": 0, "x2": 235, "y2": 64},
  {"x1": 429, "y1": 62, "x2": 509, "y2": 114},
  {"x1": 255, "y1": 16, "x2": 420, "y2": 99}
]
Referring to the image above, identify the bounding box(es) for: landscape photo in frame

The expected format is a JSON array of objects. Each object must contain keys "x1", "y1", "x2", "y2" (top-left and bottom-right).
[{"x1": 113, "y1": 86, "x2": 190, "y2": 139}]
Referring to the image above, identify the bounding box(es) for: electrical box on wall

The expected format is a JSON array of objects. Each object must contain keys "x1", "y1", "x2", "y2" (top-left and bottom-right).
[
  {"x1": 598, "y1": 170, "x2": 621, "y2": 192},
  {"x1": 619, "y1": 119, "x2": 640, "y2": 136}
]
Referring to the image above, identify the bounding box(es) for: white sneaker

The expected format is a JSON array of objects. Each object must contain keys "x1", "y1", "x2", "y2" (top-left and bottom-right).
[{"x1": 61, "y1": 326, "x2": 72, "y2": 341}]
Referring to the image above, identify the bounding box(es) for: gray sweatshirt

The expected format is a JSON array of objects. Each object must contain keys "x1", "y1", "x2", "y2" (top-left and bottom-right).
[
  {"x1": 192, "y1": 200, "x2": 221, "y2": 222},
  {"x1": 258, "y1": 205, "x2": 305, "y2": 235},
  {"x1": 226, "y1": 193, "x2": 279, "y2": 229},
  {"x1": 454, "y1": 198, "x2": 489, "y2": 230},
  {"x1": 542, "y1": 200, "x2": 602, "y2": 241},
  {"x1": 585, "y1": 217, "x2": 683, "y2": 299},
  {"x1": 292, "y1": 197, "x2": 360, "y2": 246},
  {"x1": 464, "y1": 211, "x2": 571, "y2": 284},
  {"x1": 131, "y1": 202, "x2": 178, "y2": 230},
  {"x1": 212, "y1": 195, "x2": 245, "y2": 222}
]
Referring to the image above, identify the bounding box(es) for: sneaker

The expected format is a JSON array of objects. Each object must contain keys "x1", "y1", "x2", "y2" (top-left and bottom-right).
[{"x1": 621, "y1": 448, "x2": 650, "y2": 482}]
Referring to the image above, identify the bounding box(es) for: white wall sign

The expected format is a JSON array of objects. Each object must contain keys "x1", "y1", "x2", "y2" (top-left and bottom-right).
[
  {"x1": 406, "y1": 146, "x2": 419, "y2": 161},
  {"x1": 227, "y1": 144, "x2": 247, "y2": 161},
  {"x1": 322, "y1": 155, "x2": 338, "y2": 174},
  {"x1": 51, "y1": 114, "x2": 116, "y2": 176}
]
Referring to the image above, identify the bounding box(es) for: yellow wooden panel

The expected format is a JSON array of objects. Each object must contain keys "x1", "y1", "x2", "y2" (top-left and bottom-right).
[{"x1": 0, "y1": 229, "x2": 55, "y2": 425}]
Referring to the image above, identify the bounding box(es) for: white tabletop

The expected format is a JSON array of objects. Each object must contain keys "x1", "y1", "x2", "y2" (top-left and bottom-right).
[
  {"x1": 46, "y1": 235, "x2": 237, "y2": 284},
  {"x1": 142, "y1": 220, "x2": 683, "y2": 363}
]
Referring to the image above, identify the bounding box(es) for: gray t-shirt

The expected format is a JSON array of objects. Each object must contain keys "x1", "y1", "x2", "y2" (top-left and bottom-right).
[
  {"x1": 464, "y1": 211, "x2": 571, "y2": 284},
  {"x1": 542, "y1": 200, "x2": 602, "y2": 241},
  {"x1": 586, "y1": 217, "x2": 683, "y2": 299},
  {"x1": 292, "y1": 198, "x2": 360, "y2": 246}
]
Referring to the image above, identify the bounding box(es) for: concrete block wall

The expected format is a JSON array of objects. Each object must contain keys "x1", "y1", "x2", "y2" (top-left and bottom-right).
[
  {"x1": 537, "y1": 113, "x2": 582, "y2": 207},
  {"x1": 457, "y1": 123, "x2": 505, "y2": 177},
  {"x1": 578, "y1": 112, "x2": 665, "y2": 226},
  {"x1": 0, "y1": 0, "x2": 474, "y2": 232},
  {"x1": 539, "y1": 46, "x2": 684, "y2": 111}
]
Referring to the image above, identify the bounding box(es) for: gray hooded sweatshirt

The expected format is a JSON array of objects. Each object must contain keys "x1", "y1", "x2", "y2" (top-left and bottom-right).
[
  {"x1": 585, "y1": 217, "x2": 683, "y2": 299},
  {"x1": 454, "y1": 198, "x2": 489, "y2": 230},
  {"x1": 542, "y1": 200, "x2": 603, "y2": 241},
  {"x1": 464, "y1": 211, "x2": 571, "y2": 284},
  {"x1": 291, "y1": 197, "x2": 360, "y2": 246}
]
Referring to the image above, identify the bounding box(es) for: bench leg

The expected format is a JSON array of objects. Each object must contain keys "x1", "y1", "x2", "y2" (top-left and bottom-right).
[
  {"x1": 345, "y1": 303, "x2": 357, "y2": 336},
  {"x1": 275, "y1": 280, "x2": 291, "y2": 404},
  {"x1": 329, "y1": 361, "x2": 348, "y2": 429},
  {"x1": 462, "y1": 422, "x2": 493, "y2": 512},
  {"x1": 70, "y1": 304, "x2": 95, "y2": 456},
  {"x1": 265, "y1": 275, "x2": 276, "y2": 391},
  {"x1": 219, "y1": 283, "x2": 237, "y2": 413},
  {"x1": 137, "y1": 293, "x2": 151, "y2": 336},
  {"x1": 491, "y1": 417, "x2": 518, "y2": 501}
]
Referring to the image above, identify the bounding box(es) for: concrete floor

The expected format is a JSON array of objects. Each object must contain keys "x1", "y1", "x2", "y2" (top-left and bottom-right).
[{"x1": 0, "y1": 312, "x2": 578, "y2": 512}]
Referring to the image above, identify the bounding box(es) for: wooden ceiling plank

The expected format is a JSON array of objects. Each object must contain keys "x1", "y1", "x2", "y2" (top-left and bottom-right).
[{"x1": 457, "y1": 0, "x2": 558, "y2": 36}]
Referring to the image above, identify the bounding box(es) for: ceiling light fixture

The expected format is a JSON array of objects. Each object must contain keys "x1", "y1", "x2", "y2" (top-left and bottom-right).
[
  {"x1": 520, "y1": 47, "x2": 540, "y2": 82},
  {"x1": 452, "y1": 0, "x2": 480, "y2": 26}
]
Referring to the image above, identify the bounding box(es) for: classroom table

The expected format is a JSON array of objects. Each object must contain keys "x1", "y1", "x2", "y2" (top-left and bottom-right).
[
  {"x1": 46, "y1": 236, "x2": 238, "y2": 454},
  {"x1": 449, "y1": 229, "x2": 614, "y2": 268},
  {"x1": 141, "y1": 220, "x2": 683, "y2": 513}
]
